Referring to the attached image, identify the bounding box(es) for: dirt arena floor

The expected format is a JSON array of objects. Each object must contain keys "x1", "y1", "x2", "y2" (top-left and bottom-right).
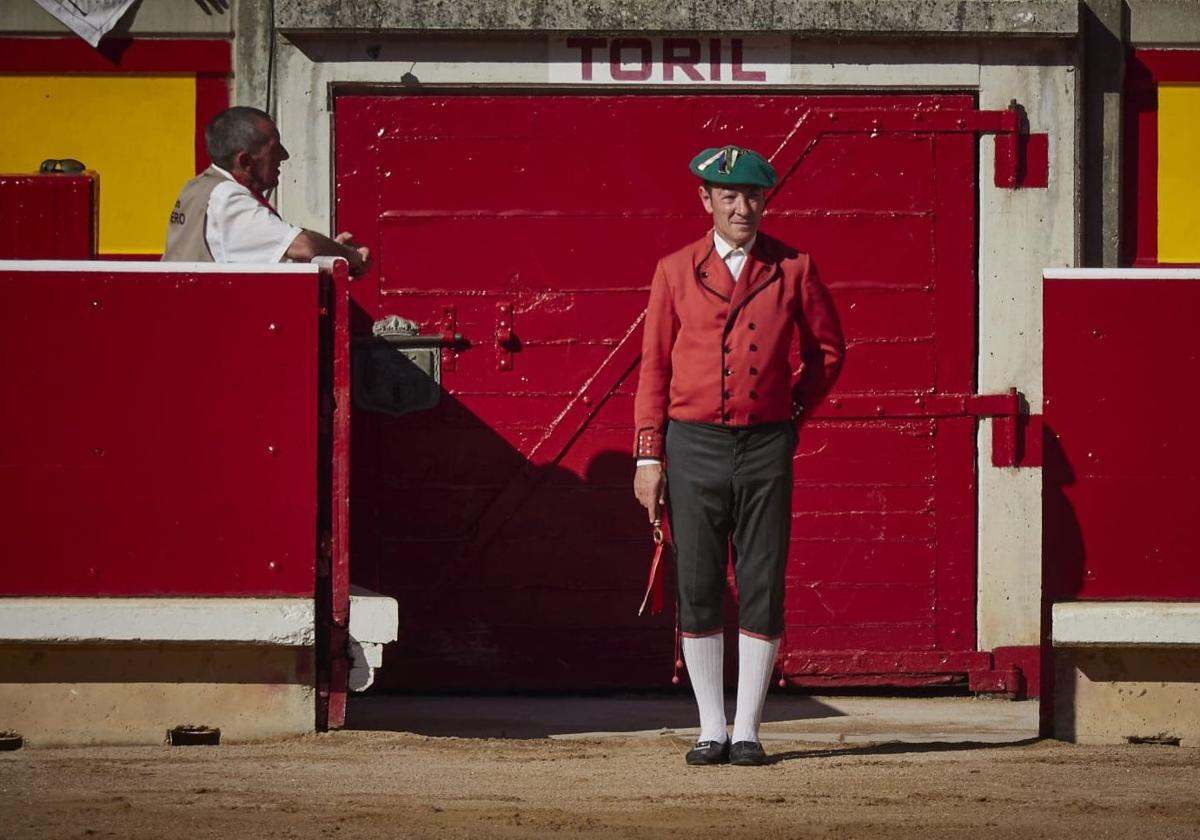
[{"x1": 2, "y1": 695, "x2": 1197, "y2": 839}]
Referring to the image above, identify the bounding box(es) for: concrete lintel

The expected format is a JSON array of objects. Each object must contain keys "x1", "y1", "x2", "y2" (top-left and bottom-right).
[
  {"x1": 1053, "y1": 602, "x2": 1200, "y2": 647},
  {"x1": 275, "y1": 0, "x2": 1079, "y2": 37},
  {"x1": 1128, "y1": 0, "x2": 1200, "y2": 45},
  {"x1": 0, "y1": 597, "x2": 316, "y2": 645}
]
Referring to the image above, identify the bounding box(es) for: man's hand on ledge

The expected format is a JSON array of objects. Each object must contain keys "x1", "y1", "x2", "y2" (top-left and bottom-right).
[
  {"x1": 288, "y1": 229, "x2": 372, "y2": 277},
  {"x1": 335, "y1": 231, "x2": 372, "y2": 276}
]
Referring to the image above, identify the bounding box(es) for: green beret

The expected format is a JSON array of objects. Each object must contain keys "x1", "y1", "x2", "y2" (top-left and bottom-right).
[{"x1": 689, "y1": 145, "x2": 777, "y2": 188}]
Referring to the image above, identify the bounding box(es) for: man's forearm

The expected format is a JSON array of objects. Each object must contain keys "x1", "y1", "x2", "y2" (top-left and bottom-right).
[{"x1": 286, "y1": 229, "x2": 369, "y2": 275}]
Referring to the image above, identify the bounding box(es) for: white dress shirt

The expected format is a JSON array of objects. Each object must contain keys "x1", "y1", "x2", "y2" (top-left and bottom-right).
[{"x1": 712, "y1": 230, "x2": 756, "y2": 282}]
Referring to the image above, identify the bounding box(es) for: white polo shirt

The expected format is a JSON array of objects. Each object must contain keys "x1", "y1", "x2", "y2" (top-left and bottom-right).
[{"x1": 205, "y1": 165, "x2": 302, "y2": 263}]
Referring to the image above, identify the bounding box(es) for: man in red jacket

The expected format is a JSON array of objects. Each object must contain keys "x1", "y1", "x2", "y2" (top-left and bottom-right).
[{"x1": 633, "y1": 145, "x2": 845, "y2": 766}]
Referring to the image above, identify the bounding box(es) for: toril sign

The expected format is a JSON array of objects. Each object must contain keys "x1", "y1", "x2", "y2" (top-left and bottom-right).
[{"x1": 549, "y1": 35, "x2": 791, "y2": 84}]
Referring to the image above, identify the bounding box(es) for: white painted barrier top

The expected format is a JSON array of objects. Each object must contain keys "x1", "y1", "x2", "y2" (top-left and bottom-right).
[
  {"x1": 0, "y1": 598, "x2": 316, "y2": 645},
  {"x1": 1044, "y1": 268, "x2": 1200, "y2": 281},
  {"x1": 1053, "y1": 602, "x2": 1200, "y2": 647},
  {"x1": 0, "y1": 260, "x2": 320, "y2": 274}
]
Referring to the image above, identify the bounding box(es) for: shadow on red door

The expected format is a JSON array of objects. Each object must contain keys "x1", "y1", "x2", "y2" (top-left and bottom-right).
[{"x1": 336, "y1": 93, "x2": 983, "y2": 692}]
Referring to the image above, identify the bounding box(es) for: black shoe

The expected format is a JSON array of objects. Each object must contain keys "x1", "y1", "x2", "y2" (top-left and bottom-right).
[
  {"x1": 729, "y1": 741, "x2": 769, "y2": 766},
  {"x1": 685, "y1": 739, "x2": 730, "y2": 766}
]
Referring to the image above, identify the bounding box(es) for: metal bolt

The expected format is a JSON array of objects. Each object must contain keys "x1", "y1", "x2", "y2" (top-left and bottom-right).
[
  {"x1": 90, "y1": 299, "x2": 102, "y2": 309},
  {"x1": 268, "y1": 322, "x2": 278, "y2": 332},
  {"x1": 267, "y1": 445, "x2": 278, "y2": 456}
]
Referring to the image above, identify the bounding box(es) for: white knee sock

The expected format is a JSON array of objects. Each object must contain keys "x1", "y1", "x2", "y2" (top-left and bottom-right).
[
  {"x1": 731, "y1": 633, "x2": 780, "y2": 744},
  {"x1": 682, "y1": 633, "x2": 727, "y2": 743}
]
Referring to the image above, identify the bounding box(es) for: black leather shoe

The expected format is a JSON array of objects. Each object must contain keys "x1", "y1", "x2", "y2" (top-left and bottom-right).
[
  {"x1": 685, "y1": 739, "x2": 730, "y2": 766},
  {"x1": 729, "y1": 741, "x2": 769, "y2": 766}
]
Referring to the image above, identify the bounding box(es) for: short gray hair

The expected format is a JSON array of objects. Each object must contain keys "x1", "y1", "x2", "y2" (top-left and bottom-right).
[{"x1": 205, "y1": 106, "x2": 274, "y2": 170}]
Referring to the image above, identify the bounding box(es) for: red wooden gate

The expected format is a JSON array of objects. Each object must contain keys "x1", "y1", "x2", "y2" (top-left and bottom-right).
[{"x1": 335, "y1": 93, "x2": 1010, "y2": 690}]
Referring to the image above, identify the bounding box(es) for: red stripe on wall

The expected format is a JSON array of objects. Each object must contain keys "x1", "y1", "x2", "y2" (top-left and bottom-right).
[
  {"x1": 0, "y1": 37, "x2": 231, "y2": 74},
  {"x1": 1123, "y1": 80, "x2": 1158, "y2": 266},
  {"x1": 194, "y1": 73, "x2": 230, "y2": 173},
  {"x1": 1125, "y1": 49, "x2": 1200, "y2": 268},
  {"x1": 1119, "y1": 50, "x2": 1188, "y2": 267},
  {"x1": 1128, "y1": 48, "x2": 1200, "y2": 83}
]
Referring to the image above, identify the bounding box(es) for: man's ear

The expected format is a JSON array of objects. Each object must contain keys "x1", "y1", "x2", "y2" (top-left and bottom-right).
[
  {"x1": 698, "y1": 183, "x2": 714, "y2": 213},
  {"x1": 231, "y1": 149, "x2": 253, "y2": 174}
]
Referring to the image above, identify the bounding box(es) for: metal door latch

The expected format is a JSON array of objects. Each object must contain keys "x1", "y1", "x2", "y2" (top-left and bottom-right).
[
  {"x1": 351, "y1": 314, "x2": 467, "y2": 416},
  {"x1": 496, "y1": 302, "x2": 517, "y2": 371}
]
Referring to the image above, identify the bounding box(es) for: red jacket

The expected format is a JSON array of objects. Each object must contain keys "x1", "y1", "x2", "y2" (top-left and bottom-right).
[{"x1": 633, "y1": 230, "x2": 845, "y2": 459}]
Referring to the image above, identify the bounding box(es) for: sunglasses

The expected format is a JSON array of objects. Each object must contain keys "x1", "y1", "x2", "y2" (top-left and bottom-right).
[{"x1": 39, "y1": 158, "x2": 86, "y2": 174}]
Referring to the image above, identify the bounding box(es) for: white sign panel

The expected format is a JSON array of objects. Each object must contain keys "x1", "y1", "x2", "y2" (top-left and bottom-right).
[{"x1": 549, "y1": 35, "x2": 791, "y2": 85}]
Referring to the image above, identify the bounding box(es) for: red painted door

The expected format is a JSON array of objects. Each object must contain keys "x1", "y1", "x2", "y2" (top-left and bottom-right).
[{"x1": 335, "y1": 94, "x2": 983, "y2": 690}]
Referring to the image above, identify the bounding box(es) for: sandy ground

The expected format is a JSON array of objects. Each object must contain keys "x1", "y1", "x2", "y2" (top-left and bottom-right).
[{"x1": 2, "y1": 695, "x2": 1198, "y2": 839}]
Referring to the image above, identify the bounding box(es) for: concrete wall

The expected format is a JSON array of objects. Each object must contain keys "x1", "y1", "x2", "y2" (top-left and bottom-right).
[
  {"x1": 1055, "y1": 647, "x2": 1200, "y2": 746},
  {"x1": 0, "y1": 644, "x2": 314, "y2": 746},
  {"x1": 273, "y1": 0, "x2": 1079, "y2": 34},
  {"x1": 1128, "y1": 0, "x2": 1200, "y2": 44}
]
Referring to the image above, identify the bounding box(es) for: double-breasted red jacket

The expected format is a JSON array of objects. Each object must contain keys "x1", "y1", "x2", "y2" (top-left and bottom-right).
[{"x1": 633, "y1": 230, "x2": 845, "y2": 459}]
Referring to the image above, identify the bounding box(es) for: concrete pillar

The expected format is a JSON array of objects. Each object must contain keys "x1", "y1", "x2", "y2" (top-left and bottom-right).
[{"x1": 1082, "y1": 0, "x2": 1127, "y2": 267}]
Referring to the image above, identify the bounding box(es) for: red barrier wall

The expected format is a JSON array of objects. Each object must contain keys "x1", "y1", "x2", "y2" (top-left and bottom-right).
[
  {"x1": 0, "y1": 174, "x2": 95, "y2": 259},
  {"x1": 1044, "y1": 270, "x2": 1200, "y2": 600},
  {"x1": 0, "y1": 262, "x2": 323, "y2": 597}
]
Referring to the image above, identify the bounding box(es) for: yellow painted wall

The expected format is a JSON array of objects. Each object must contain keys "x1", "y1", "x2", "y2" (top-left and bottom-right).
[
  {"x1": 1157, "y1": 84, "x2": 1200, "y2": 264},
  {"x1": 0, "y1": 74, "x2": 195, "y2": 255}
]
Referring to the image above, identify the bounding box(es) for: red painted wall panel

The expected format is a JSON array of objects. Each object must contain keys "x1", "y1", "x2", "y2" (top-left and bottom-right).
[
  {"x1": 0, "y1": 175, "x2": 95, "y2": 259},
  {"x1": 1044, "y1": 278, "x2": 1200, "y2": 600},
  {"x1": 336, "y1": 93, "x2": 982, "y2": 690},
  {"x1": 0, "y1": 266, "x2": 320, "y2": 596}
]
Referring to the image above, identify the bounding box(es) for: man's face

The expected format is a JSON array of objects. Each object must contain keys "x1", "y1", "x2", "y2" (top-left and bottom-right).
[
  {"x1": 699, "y1": 183, "x2": 765, "y2": 247},
  {"x1": 240, "y1": 119, "x2": 289, "y2": 194}
]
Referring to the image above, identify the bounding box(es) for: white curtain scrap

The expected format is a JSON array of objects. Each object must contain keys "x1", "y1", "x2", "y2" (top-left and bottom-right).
[{"x1": 31, "y1": 0, "x2": 140, "y2": 48}]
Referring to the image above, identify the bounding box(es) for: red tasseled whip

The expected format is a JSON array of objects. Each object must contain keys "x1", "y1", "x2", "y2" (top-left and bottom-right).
[{"x1": 638, "y1": 485, "x2": 683, "y2": 684}]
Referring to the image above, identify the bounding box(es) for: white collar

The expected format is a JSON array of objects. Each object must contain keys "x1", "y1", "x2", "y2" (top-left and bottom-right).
[
  {"x1": 210, "y1": 163, "x2": 236, "y2": 182},
  {"x1": 713, "y1": 230, "x2": 756, "y2": 259}
]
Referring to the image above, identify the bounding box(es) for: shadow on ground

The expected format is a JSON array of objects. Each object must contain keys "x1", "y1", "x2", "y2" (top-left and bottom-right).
[
  {"x1": 346, "y1": 692, "x2": 845, "y2": 738},
  {"x1": 766, "y1": 737, "x2": 1044, "y2": 764}
]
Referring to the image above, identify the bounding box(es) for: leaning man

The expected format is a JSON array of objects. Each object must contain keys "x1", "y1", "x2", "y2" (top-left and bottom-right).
[
  {"x1": 163, "y1": 106, "x2": 369, "y2": 274},
  {"x1": 633, "y1": 146, "x2": 845, "y2": 766}
]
